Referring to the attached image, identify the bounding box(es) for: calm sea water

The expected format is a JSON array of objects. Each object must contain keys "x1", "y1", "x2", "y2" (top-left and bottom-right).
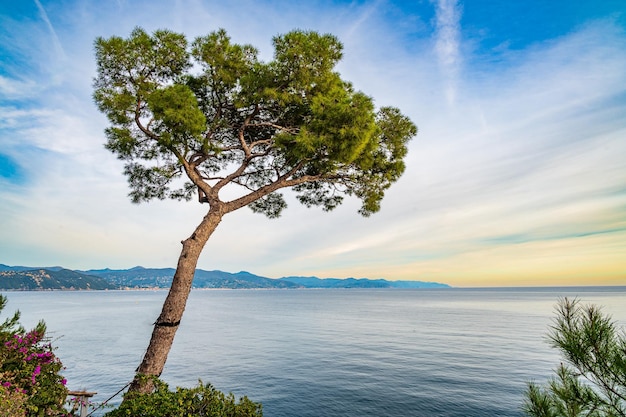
[{"x1": 4, "y1": 287, "x2": 626, "y2": 416}]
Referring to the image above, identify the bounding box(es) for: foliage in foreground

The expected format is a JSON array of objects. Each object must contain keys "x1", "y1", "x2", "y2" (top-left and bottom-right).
[
  {"x1": 0, "y1": 294, "x2": 68, "y2": 416},
  {"x1": 523, "y1": 298, "x2": 626, "y2": 417},
  {"x1": 105, "y1": 378, "x2": 262, "y2": 417}
]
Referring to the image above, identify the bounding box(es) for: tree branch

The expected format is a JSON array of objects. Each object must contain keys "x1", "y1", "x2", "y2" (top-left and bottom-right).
[
  {"x1": 238, "y1": 104, "x2": 260, "y2": 157},
  {"x1": 134, "y1": 101, "x2": 160, "y2": 142},
  {"x1": 223, "y1": 161, "x2": 346, "y2": 213}
]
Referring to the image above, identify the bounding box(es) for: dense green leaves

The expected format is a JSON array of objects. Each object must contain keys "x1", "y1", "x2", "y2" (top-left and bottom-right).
[
  {"x1": 192, "y1": 29, "x2": 259, "y2": 95},
  {"x1": 94, "y1": 27, "x2": 416, "y2": 218},
  {"x1": 94, "y1": 28, "x2": 189, "y2": 123},
  {"x1": 147, "y1": 84, "x2": 207, "y2": 143},
  {"x1": 523, "y1": 298, "x2": 626, "y2": 417},
  {"x1": 105, "y1": 378, "x2": 262, "y2": 417}
]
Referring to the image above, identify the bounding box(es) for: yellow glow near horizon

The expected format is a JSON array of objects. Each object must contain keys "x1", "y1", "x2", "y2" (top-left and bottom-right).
[
  {"x1": 308, "y1": 232, "x2": 626, "y2": 287},
  {"x1": 414, "y1": 233, "x2": 625, "y2": 287}
]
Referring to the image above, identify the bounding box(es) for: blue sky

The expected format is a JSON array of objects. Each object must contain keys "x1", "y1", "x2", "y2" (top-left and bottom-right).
[{"x1": 1, "y1": 0, "x2": 625, "y2": 286}]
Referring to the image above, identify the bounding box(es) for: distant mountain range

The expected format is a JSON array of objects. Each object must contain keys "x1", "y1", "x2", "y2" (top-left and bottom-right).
[{"x1": 0, "y1": 264, "x2": 450, "y2": 290}]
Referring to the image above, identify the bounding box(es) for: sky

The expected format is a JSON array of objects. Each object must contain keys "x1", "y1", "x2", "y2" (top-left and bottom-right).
[{"x1": 0, "y1": 0, "x2": 625, "y2": 287}]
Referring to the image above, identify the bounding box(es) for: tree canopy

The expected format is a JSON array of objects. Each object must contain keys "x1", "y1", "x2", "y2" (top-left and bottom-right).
[{"x1": 93, "y1": 27, "x2": 416, "y2": 218}]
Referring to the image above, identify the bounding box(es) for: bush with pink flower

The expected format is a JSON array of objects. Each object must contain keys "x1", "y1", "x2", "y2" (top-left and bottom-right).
[{"x1": 0, "y1": 294, "x2": 68, "y2": 416}]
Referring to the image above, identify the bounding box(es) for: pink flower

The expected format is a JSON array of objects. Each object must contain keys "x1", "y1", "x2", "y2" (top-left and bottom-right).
[
  {"x1": 61, "y1": 378, "x2": 67, "y2": 386},
  {"x1": 31, "y1": 365, "x2": 41, "y2": 384}
]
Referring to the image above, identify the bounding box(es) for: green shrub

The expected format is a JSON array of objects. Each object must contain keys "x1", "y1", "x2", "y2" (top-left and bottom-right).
[
  {"x1": 105, "y1": 378, "x2": 262, "y2": 417},
  {"x1": 0, "y1": 384, "x2": 27, "y2": 417}
]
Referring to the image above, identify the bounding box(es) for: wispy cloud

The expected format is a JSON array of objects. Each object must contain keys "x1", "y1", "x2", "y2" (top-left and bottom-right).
[
  {"x1": 433, "y1": 0, "x2": 462, "y2": 105},
  {"x1": 33, "y1": 0, "x2": 66, "y2": 61},
  {"x1": 0, "y1": 76, "x2": 38, "y2": 100}
]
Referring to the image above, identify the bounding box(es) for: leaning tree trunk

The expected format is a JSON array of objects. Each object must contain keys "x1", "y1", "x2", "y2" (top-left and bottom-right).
[{"x1": 127, "y1": 207, "x2": 224, "y2": 394}]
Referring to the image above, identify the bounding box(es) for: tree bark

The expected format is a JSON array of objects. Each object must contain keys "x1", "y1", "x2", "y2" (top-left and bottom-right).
[{"x1": 127, "y1": 206, "x2": 223, "y2": 394}]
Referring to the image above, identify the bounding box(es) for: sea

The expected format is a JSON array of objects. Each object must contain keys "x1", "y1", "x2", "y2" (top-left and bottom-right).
[{"x1": 3, "y1": 287, "x2": 626, "y2": 417}]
